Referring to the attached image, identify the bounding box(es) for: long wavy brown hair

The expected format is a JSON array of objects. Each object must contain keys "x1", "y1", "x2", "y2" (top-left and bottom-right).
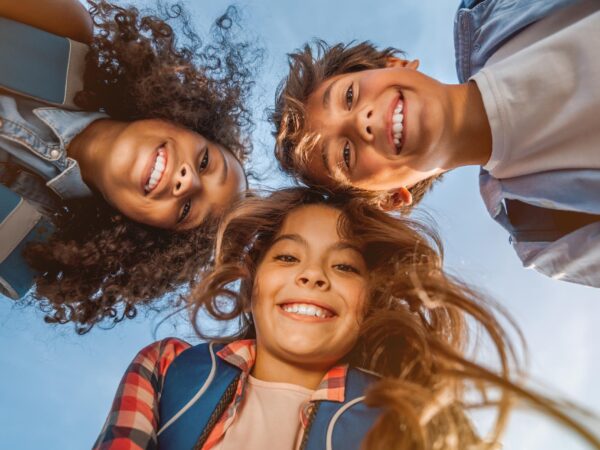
[
  {"x1": 22, "y1": 0, "x2": 259, "y2": 333},
  {"x1": 189, "y1": 187, "x2": 600, "y2": 449},
  {"x1": 271, "y1": 40, "x2": 443, "y2": 212}
]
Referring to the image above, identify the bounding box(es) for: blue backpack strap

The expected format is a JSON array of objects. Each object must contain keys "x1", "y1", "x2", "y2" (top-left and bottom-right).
[
  {"x1": 157, "y1": 342, "x2": 240, "y2": 450},
  {"x1": 0, "y1": 183, "x2": 53, "y2": 299},
  {"x1": 306, "y1": 368, "x2": 383, "y2": 450},
  {"x1": 0, "y1": 17, "x2": 87, "y2": 109}
]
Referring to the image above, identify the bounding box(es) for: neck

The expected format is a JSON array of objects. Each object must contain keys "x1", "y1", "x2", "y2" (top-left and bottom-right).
[
  {"x1": 252, "y1": 349, "x2": 331, "y2": 390},
  {"x1": 442, "y1": 81, "x2": 492, "y2": 169},
  {"x1": 67, "y1": 118, "x2": 127, "y2": 188}
]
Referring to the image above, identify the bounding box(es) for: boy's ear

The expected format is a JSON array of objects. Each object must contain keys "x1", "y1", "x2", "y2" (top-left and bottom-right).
[
  {"x1": 379, "y1": 187, "x2": 413, "y2": 211},
  {"x1": 385, "y1": 57, "x2": 420, "y2": 70}
]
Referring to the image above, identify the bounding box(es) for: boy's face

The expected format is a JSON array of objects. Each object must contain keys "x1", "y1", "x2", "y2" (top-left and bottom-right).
[{"x1": 304, "y1": 60, "x2": 449, "y2": 193}]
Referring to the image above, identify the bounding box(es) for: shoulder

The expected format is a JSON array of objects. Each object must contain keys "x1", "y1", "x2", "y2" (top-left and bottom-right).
[{"x1": 132, "y1": 338, "x2": 192, "y2": 376}]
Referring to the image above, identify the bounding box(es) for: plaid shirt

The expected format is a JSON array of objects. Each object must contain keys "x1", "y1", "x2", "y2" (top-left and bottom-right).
[{"x1": 93, "y1": 338, "x2": 349, "y2": 450}]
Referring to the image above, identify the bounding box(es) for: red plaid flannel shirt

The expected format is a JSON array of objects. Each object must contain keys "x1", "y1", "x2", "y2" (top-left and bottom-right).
[{"x1": 93, "y1": 338, "x2": 349, "y2": 450}]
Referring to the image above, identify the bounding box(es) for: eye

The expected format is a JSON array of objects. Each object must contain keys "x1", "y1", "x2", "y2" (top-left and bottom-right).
[
  {"x1": 199, "y1": 147, "x2": 210, "y2": 172},
  {"x1": 345, "y1": 84, "x2": 354, "y2": 110},
  {"x1": 342, "y1": 142, "x2": 352, "y2": 169},
  {"x1": 334, "y1": 263, "x2": 360, "y2": 274},
  {"x1": 275, "y1": 254, "x2": 299, "y2": 263},
  {"x1": 178, "y1": 198, "x2": 191, "y2": 224}
]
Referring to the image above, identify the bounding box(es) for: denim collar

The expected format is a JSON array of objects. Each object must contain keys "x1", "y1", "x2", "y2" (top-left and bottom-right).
[{"x1": 35, "y1": 107, "x2": 107, "y2": 199}]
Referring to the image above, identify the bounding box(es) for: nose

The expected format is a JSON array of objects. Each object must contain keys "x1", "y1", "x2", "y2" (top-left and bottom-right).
[
  {"x1": 351, "y1": 106, "x2": 374, "y2": 143},
  {"x1": 172, "y1": 162, "x2": 201, "y2": 197},
  {"x1": 296, "y1": 264, "x2": 330, "y2": 290}
]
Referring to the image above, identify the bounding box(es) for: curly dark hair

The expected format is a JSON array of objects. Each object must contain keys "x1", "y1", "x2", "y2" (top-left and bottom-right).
[{"x1": 22, "y1": 0, "x2": 259, "y2": 333}]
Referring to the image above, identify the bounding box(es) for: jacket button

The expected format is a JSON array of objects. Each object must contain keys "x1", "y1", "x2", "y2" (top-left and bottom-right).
[{"x1": 49, "y1": 149, "x2": 60, "y2": 159}]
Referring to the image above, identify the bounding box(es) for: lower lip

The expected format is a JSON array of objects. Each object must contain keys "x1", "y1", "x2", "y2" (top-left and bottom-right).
[
  {"x1": 400, "y1": 96, "x2": 408, "y2": 154},
  {"x1": 277, "y1": 305, "x2": 336, "y2": 323}
]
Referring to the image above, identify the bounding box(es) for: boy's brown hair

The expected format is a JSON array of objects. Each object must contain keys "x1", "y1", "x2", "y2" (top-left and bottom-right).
[{"x1": 271, "y1": 40, "x2": 443, "y2": 212}]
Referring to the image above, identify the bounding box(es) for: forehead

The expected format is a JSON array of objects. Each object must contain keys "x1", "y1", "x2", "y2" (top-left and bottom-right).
[{"x1": 278, "y1": 204, "x2": 342, "y2": 240}]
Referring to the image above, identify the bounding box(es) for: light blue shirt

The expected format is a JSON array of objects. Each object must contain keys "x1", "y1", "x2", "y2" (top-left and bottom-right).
[
  {"x1": 0, "y1": 93, "x2": 107, "y2": 299},
  {"x1": 0, "y1": 93, "x2": 107, "y2": 210},
  {"x1": 454, "y1": 0, "x2": 600, "y2": 287}
]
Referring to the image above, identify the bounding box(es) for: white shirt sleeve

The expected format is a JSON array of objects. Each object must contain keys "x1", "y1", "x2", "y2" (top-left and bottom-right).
[{"x1": 471, "y1": 0, "x2": 600, "y2": 179}]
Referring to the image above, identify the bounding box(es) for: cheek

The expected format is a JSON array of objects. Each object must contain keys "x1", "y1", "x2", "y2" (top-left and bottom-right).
[{"x1": 340, "y1": 280, "x2": 368, "y2": 325}]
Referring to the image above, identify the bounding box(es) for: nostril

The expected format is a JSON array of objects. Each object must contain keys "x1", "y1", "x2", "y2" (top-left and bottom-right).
[
  {"x1": 176, "y1": 181, "x2": 181, "y2": 190},
  {"x1": 181, "y1": 167, "x2": 186, "y2": 176},
  {"x1": 366, "y1": 126, "x2": 372, "y2": 134},
  {"x1": 367, "y1": 111, "x2": 372, "y2": 119}
]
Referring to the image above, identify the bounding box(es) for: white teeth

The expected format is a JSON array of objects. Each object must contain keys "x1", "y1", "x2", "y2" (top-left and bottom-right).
[
  {"x1": 392, "y1": 99, "x2": 405, "y2": 150},
  {"x1": 281, "y1": 303, "x2": 332, "y2": 319},
  {"x1": 145, "y1": 149, "x2": 167, "y2": 192}
]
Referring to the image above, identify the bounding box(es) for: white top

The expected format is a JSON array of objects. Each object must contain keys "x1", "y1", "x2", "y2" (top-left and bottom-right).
[
  {"x1": 472, "y1": 0, "x2": 600, "y2": 179},
  {"x1": 212, "y1": 375, "x2": 314, "y2": 450}
]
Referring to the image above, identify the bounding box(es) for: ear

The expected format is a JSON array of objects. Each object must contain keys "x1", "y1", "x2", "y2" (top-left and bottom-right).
[
  {"x1": 380, "y1": 187, "x2": 413, "y2": 211},
  {"x1": 385, "y1": 57, "x2": 420, "y2": 70}
]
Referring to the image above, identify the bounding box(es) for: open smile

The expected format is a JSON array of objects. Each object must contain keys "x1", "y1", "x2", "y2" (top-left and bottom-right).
[
  {"x1": 142, "y1": 145, "x2": 168, "y2": 195},
  {"x1": 387, "y1": 93, "x2": 406, "y2": 155},
  {"x1": 278, "y1": 300, "x2": 337, "y2": 322}
]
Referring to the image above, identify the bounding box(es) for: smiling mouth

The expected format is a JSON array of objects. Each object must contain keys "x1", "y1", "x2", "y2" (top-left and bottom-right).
[
  {"x1": 279, "y1": 302, "x2": 336, "y2": 319},
  {"x1": 144, "y1": 148, "x2": 167, "y2": 194},
  {"x1": 391, "y1": 94, "x2": 405, "y2": 154}
]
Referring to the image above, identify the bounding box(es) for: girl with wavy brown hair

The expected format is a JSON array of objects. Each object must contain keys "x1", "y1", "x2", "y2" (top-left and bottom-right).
[
  {"x1": 94, "y1": 187, "x2": 599, "y2": 450},
  {"x1": 0, "y1": 0, "x2": 259, "y2": 332}
]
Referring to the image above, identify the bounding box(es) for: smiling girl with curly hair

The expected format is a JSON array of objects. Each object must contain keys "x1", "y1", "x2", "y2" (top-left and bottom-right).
[{"x1": 0, "y1": 0, "x2": 259, "y2": 332}]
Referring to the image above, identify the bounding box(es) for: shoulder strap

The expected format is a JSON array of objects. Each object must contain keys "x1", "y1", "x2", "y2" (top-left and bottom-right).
[
  {"x1": 0, "y1": 183, "x2": 53, "y2": 299},
  {"x1": 158, "y1": 342, "x2": 240, "y2": 450},
  {"x1": 0, "y1": 17, "x2": 87, "y2": 109},
  {"x1": 306, "y1": 368, "x2": 382, "y2": 450}
]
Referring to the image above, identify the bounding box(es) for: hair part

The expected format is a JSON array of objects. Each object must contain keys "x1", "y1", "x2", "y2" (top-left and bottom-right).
[{"x1": 271, "y1": 40, "x2": 442, "y2": 211}]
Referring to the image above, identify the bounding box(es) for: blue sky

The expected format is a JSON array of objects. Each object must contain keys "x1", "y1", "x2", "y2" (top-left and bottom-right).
[{"x1": 1, "y1": 1, "x2": 599, "y2": 449}]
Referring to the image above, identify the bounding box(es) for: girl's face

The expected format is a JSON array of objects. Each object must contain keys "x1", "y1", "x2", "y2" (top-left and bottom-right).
[
  {"x1": 92, "y1": 119, "x2": 246, "y2": 230},
  {"x1": 252, "y1": 204, "x2": 368, "y2": 370}
]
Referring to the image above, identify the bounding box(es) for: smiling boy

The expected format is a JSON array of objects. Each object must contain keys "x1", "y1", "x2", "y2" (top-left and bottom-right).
[{"x1": 272, "y1": 0, "x2": 600, "y2": 287}]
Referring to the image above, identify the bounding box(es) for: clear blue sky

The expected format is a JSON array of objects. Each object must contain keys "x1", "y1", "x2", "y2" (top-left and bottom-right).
[{"x1": 1, "y1": 1, "x2": 598, "y2": 449}]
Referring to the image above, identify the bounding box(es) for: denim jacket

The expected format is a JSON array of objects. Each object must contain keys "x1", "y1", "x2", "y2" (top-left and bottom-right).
[
  {"x1": 0, "y1": 93, "x2": 107, "y2": 207},
  {"x1": 0, "y1": 93, "x2": 106, "y2": 299},
  {"x1": 454, "y1": 0, "x2": 600, "y2": 288}
]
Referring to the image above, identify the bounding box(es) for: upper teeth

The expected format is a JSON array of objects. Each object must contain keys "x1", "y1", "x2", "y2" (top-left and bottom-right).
[
  {"x1": 281, "y1": 303, "x2": 332, "y2": 319},
  {"x1": 145, "y1": 149, "x2": 167, "y2": 193},
  {"x1": 392, "y1": 99, "x2": 404, "y2": 151}
]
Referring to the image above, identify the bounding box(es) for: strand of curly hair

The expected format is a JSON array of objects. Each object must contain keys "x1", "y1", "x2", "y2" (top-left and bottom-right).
[{"x1": 23, "y1": 1, "x2": 260, "y2": 333}]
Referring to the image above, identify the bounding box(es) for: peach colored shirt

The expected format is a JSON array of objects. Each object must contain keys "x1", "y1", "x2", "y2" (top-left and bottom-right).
[{"x1": 212, "y1": 375, "x2": 314, "y2": 450}]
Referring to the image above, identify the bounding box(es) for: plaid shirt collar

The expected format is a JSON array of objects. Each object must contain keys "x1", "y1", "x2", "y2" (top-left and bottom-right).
[{"x1": 217, "y1": 339, "x2": 349, "y2": 403}]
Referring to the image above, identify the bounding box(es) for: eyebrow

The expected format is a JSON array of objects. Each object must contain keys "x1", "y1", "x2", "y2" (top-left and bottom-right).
[
  {"x1": 272, "y1": 234, "x2": 307, "y2": 247},
  {"x1": 220, "y1": 147, "x2": 229, "y2": 186},
  {"x1": 322, "y1": 79, "x2": 338, "y2": 110},
  {"x1": 320, "y1": 140, "x2": 333, "y2": 178},
  {"x1": 272, "y1": 233, "x2": 363, "y2": 255}
]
